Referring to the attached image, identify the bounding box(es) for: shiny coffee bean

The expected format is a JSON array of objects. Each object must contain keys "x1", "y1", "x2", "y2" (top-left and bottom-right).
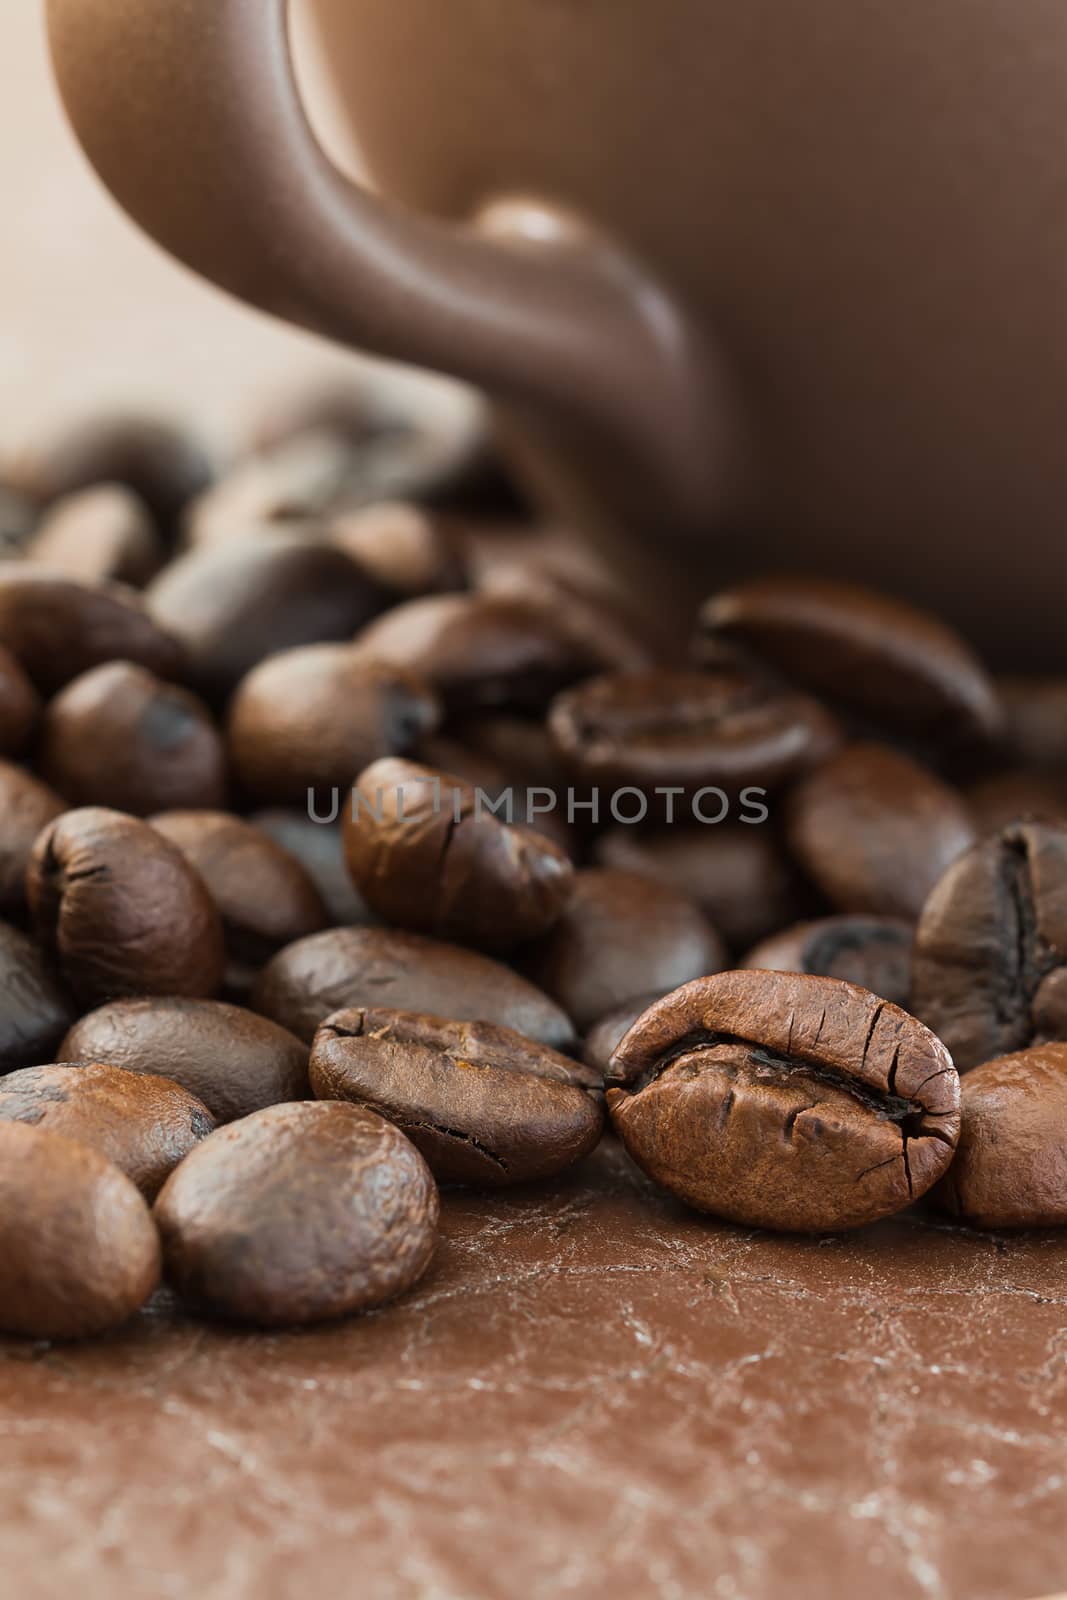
[
  {"x1": 0, "y1": 646, "x2": 41, "y2": 755},
  {"x1": 910, "y1": 821, "x2": 1067, "y2": 1071},
  {"x1": 253, "y1": 926, "x2": 574, "y2": 1048},
  {"x1": 548, "y1": 667, "x2": 838, "y2": 799},
  {"x1": 743, "y1": 916, "x2": 914, "y2": 1008},
  {"x1": 0, "y1": 566, "x2": 184, "y2": 692},
  {"x1": 700, "y1": 576, "x2": 1002, "y2": 743},
  {"x1": 0, "y1": 762, "x2": 65, "y2": 913},
  {"x1": 27, "y1": 485, "x2": 165, "y2": 587},
  {"x1": 0, "y1": 921, "x2": 75, "y2": 1072},
  {"x1": 251, "y1": 809, "x2": 376, "y2": 928},
  {"x1": 312, "y1": 1008, "x2": 604, "y2": 1186},
  {"x1": 931, "y1": 1043, "x2": 1067, "y2": 1228},
  {"x1": 330, "y1": 501, "x2": 468, "y2": 596},
  {"x1": 607, "y1": 970, "x2": 960, "y2": 1232},
  {"x1": 28, "y1": 808, "x2": 225, "y2": 1004},
  {"x1": 61, "y1": 998, "x2": 310, "y2": 1124},
  {"x1": 997, "y1": 677, "x2": 1067, "y2": 772},
  {"x1": 344, "y1": 758, "x2": 574, "y2": 950},
  {"x1": 151, "y1": 811, "x2": 327, "y2": 989},
  {"x1": 228, "y1": 645, "x2": 440, "y2": 804},
  {"x1": 965, "y1": 770, "x2": 1067, "y2": 835},
  {"x1": 11, "y1": 413, "x2": 211, "y2": 529},
  {"x1": 146, "y1": 533, "x2": 386, "y2": 699},
  {"x1": 521, "y1": 868, "x2": 726, "y2": 1032},
  {"x1": 582, "y1": 993, "x2": 669, "y2": 1078},
  {"x1": 39, "y1": 662, "x2": 227, "y2": 815},
  {"x1": 0, "y1": 1063, "x2": 214, "y2": 1198},
  {"x1": 0, "y1": 1122, "x2": 161, "y2": 1340},
  {"x1": 154, "y1": 1101, "x2": 438, "y2": 1327},
  {"x1": 787, "y1": 743, "x2": 976, "y2": 919}
]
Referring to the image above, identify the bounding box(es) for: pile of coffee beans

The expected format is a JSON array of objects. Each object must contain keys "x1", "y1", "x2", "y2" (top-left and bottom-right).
[{"x1": 2, "y1": 385, "x2": 1066, "y2": 1341}]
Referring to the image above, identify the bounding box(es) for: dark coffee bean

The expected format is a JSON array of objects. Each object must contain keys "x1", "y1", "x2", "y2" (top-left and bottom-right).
[
  {"x1": 61, "y1": 998, "x2": 309, "y2": 1124},
  {"x1": 39, "y1": 662, "x2": 227, "y2": 816},
  {"x1": 700, "y1": 577, "x2": 1002, "y2": 744},
  {"x1": 997, "y1": 677, "x2": 1067, "y2": 773},
  {"x1": 330, "y1": 502, "x2": 468, "y2": 596},
  {"x1": 931, "y1": 1043, "x2": 1067, "y2": 1228},
  {"x1": 154, "y1": 1101, "x2": 438, "y2": 1327},
  {"x1": 965, "y1": 770, "x2": 1067, "y2": 835},
  {"x1": 582, "y1": 993, "x2": 669, "y2": 1077},
  {"x1": 343, "y1": 758, "x2": 574, "y2": 950},
  {"x1": 594, "y1": 823, "x2": 804, "y2": 952},
  {"x1": 0, "y1": 565, "x2": 184, "y2": 692},
  {"x1": 449, "y1": 714, "x2": 569, "y2": 789},
  {"x1": 0, "y1": 1122, "x2": 161, "y2": 1339},
  {"x1": 0, "y1": 646, "x2": 41, "y2": 756},
  {"x1": 11, "y1": 414, "x2": 211, "y2": 529},
  {"x1": 548, "y1": 667, "x2": 839, "y2": 799},
  {"x1": 0, "y1": 1063, "x2": 214, "y2": 1198},
  {"x1": 910, "y1": 821, "x2": 1067, "y2": 1071},
  {"x1": 787, "y1": 743, "x2": 976, "y2": 919},
  {"x1": 311, "y1": 1008, "x2": 603, "y2": 1186},
  {"x1": 607, "y1": 970, "x2": 960, "y2": 1231},
  {"x1": 0, "y1": 762, "x2": 65, "y2": 914},
  {"x1": 28, "y1": 808, "x2": 225, "y2": 1004},
  {"x1": 0, "y1": 921, "x2": 75, "y2": 1073},
  {"x1": 27, "y1": 485, "x2": 165, "y2": 587},
  {"x1": 742, "y1": 916, "x2": 914, "y2": 1008},
  {"x1": 146, "y1": 534, "x2": 386, "y2": 699},
  {"x1": 228, "y1": 645, "x2": 440, "y2": 804},
  {"x1": 251, "y1": 809, "x2": 376, "y2": 928},
  {"x1": 253, "y1": 926, "x2": 574, "y2": 1048},
  {"x1": 151, "y1": 811, "x2": 327, "y2": 989},
  {"x1": 521, "y1": 868, "x2": 726, "y2": 1032}
]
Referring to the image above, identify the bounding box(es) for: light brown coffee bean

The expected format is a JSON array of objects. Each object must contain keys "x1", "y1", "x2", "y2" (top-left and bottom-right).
[
  {"x1": 330, "y1": 501, "x2": 468, "y2": 596},
  {"x1": 27, "y1": 484, "x2": 165, "y2": 587}
]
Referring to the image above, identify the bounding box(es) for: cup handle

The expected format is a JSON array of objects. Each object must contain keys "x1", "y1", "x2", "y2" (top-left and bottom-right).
[{"x1": 46, "y1": 0, "x2": 728, "y2": 525}]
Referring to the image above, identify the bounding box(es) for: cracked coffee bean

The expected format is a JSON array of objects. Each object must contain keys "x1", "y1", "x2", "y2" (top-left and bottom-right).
[
  {"x1": 27, "y1": 808, "x2": 225, "y2": 1004},
  {"x1": 787, "y1": 743, "x2": 976, "y2": 919},
  {"x1": 154, "y1": 1101, "x2": 439, "y2": 1327},
  {"x1": 27, "y1": 485, "x2": 165, "y2": 588},
  {"x1": 228, "y1": 645, "x2": 440, "y2": 804},
  {"x1": 253, "y1": 925, "x2": 574, "y2": 1049},
  {"x1": 0, "y1": 1121, "x2": 161, "y2": 1340},
  {"x1": 61, "y1": 998, "x2": 310, "y2": 1125},
  {"x1": 311, "y1": 1008, "x2": 604, "y2": 1186},
  {"x1": 548, "y1": 666, "x2": 838, "y2": 799},
  {"x1": 0, "y1": 1063, "x2": 215, "y2": 1198},
  {"x1": 910, "y1": 820, "x2": 1067, "y2": 1071},
  {"x1": 0, "y1": 921, "x2": 75, "y2": 1073},
  {"x1": 699, "y1": 576, "x2": 1002, "y2": 744},
  {"x1": 0, "y1": 645, "x2": 41, "y2": 756},
  {"x1": 39, "y1": 662, "x2": 227, "y2": 816},
  {"x1": 0, "y1": 566, "x2": 185, "y2": 692},
  {"x1": 742, "y1": 916, "x2": 914, "y2": 1009},
  {"x1": 607, "y1": 970, "x2": 960, "y2": 1232},
  {"x1": 343, "y1": 758, "x2": 574, "y2": 950},
  {"x1": 521, "y1": 868, "x2": 725, "y2": 1032},
  {"x1": 0, "y1": 762, "x2": 64, "y2": 913},
  {"x1": 11, "y1": 413, "x2": 211, "y2": 530},
  {"x1": 931, "y1": 1043, "x2": 1067, "y2": 1228}
]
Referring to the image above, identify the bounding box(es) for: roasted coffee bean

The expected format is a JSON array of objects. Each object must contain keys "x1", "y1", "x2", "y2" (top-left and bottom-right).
[
  {"x1": 39, "y1": 662, "x2": 227, "y2": 815},
  {"x1": 997, "y1": 677, "x2": 1067, "y2": 772},
  {"x1": 594, "y1": 823, "x2": 804, "y2": 952},
  {"x1": 414, "y1": 734, "x2": 578, "y2": 859},
  {"x1": 343, "y1": 758, "x2": 574, "y2": 950},
  {"x1": 184, "y1": 431, "x2": 362, "y2": 545},
  {"x1": 253, "y1": 926, "x2": 574, "y2": 1048},
  {"x1": 251, "y1": 809, "x2": 376, "y2": 928},
  {"x1": 28, "y1": 808, "x2": 225, "y2": 1004},
  {"x1": 478, "y1": 558, "x2": 653, "y2": 676},
  {"x1": 910, "y1": 821, "x2": 1067, "y2": 1071},
  {"x1": 146, "y1": 533, "x2": 386, "y2": 699},
  {"x1": 61, "y1": 998, "x2": 309, "y2": 1124},
  {"x1": 154, "y1": 1101, "x2": 438, "y2": 1327},
  {"x1": 151, "y1": 811, "x2": 327, "y2": 989},
  {"x1": 312, "y1": 1008, "x2": 604, "y2": 1186},
  {"x1": 0, "y1": 646, "x2": 41, "y2": 756},
  {"x1": 0, "y1": 1122, "x2": 161, "y2": 1340},
  {"x1": 449, "y1": 714, "x2": 569, "y2": 789},
  {"x1": 11, "y1": 413, "x2": 211, "y2": 529},
  {"x1": 521, "y1": 868, "x2": 725, "y2": 1032},
  {"x1": 330, "y1": 502, "x2": 468, "y2": 596},
  {"x1": 742, "y1": 916, "x2": 914, "y2": 1008},
  {"x1": 607, "y1": 970, "x2": 960, "y2": 1231},
  {"x1": 787, "y1": 743, "x2": 976, "y2": 919},
  {"x1": 965, "y1": 770, "x2": 1067, "y2": 835},
  {"x1": 699, "y1": 576, "x2": 1002, "y2": 743},
  {"x1": 0, "y1": 762, "x2": 65, "y2": 913},
  {"x1": 548, "y1": 667, "x2": 838, "y2": 799},
  {"x1": 0, "y1": 921, "x2": 75, "y2": 1073},
  {"x1": 0, "y1": 1063, "x2": 214, "y2": 1198},
  {"x1": 0, "y1": 565, "x2": 184, "y2": 692},
  {"x1": 27, "y1": 485, "x2": 165, "y2": 587},
  {"x1": 931, "y1": 1044, "x2": 1067, "y2": 1228},
  {"x1": 228, "y1": 645, "x2": 440, "y2": 804},
  {"x1": 582, "y1": 993, "x2": 668, "y2": 1077}
]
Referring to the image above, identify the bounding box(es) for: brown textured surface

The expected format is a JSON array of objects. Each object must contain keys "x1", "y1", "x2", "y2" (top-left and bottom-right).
[{"x1": 2, "y1": 1136, "x2": 1065, "y2": 1600}]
